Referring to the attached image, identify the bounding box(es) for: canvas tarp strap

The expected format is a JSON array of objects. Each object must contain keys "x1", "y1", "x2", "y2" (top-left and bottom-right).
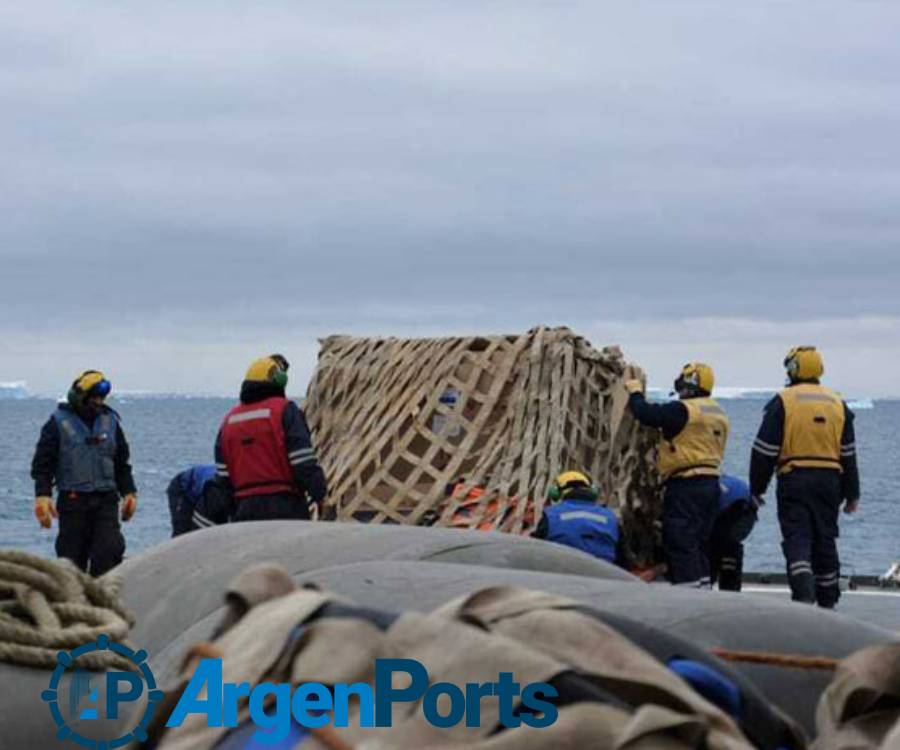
[
  {"x1": 434, "y1": 586, "x2": 755, "y2": 750},
  {"x1": 812, "y1": 642, "x2": 900, "y2": 750},
  {"x1": 142, "y1": 568, "x2": 763, "y2": 750}
]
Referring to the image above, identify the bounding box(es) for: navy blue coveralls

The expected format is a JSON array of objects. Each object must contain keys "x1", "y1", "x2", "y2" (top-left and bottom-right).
[
  {"x1": 167, "y1": 464, "x2": 233, "y2": 536},
  {"x1": 710, "y1": 475, "x2": 758, "y2": 591},
  {"x1": 628, "y1": 393, "x2": 721, "y2": 586},
  {"x1": 31, "y1": 403, "x2": 136, "y2": 576},
  {"x1": 750, "y1": 384, "x2": 859, "y2": 608}
]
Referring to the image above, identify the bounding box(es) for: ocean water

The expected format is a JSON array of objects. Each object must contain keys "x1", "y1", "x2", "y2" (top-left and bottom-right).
[{"x1": 0, "y1": 397, "x2": 896, "y2": 575}]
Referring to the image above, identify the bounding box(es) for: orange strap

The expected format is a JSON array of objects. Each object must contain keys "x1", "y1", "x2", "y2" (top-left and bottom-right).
[{"x1": 710, "y1": 647, "x2": 837, "y2": 671}]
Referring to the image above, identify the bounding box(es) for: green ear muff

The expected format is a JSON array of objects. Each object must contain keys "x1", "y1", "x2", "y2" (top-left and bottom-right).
[
  {"x1": 549, "y1": 482, "x2": 599, "y2": 502},
  {"x1": 272, "y1": 369, "x2": 288, "y2": 389}
]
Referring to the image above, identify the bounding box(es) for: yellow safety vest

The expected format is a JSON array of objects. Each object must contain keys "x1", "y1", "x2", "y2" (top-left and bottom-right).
[
  {"x1": 778, "y1": 383, "x2": 845, "y2": 474},
  {"x1": 657, "y1": 397, "x2": 729, "y2": 482}
]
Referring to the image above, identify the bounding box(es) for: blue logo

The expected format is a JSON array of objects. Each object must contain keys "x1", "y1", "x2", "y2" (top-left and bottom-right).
[
  {"x1": 167, "y1": 658, "x2": 558, "y2": 744},
  {"x1": 41, "y1": 634, "x2": 165, "y2": 749}
]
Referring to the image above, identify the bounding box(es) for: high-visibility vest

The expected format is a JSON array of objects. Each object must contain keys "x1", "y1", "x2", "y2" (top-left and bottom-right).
[
  {"x1": 657, "y1": 397, "x2": 729, "y2": 482},
  {"x1": 220, "y1": 397, "x2": 295, "y2": 499},
  {"x1": 778, "y1": 383, "x2": 844, "y2": 474}
]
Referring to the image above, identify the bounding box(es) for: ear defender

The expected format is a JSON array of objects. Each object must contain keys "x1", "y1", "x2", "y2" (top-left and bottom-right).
[
  {"x1": 272, "y1": 367, "x2": 288, "y2": 389},
  {"x1": 549, "y1": 470, "x2": 597, "y2": 502},
  {"x1": 67, "y1": 370, "x2": 110, "y2": 408},
  {"x1": 73, "y1": 371, "x2": 111, "y2": 397},
  {"x1": 245, "y1": 357, "x2": 289, "y2": 388}
]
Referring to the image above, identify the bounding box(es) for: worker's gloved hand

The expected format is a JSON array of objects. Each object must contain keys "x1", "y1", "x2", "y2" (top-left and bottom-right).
[
  {"x1": 749, "y1": 495, "x2": 765, "y2": 511},
  {"x1": 624, "y1": 379, "x2": 644, "y2": 395},
  {"x1": 306, "y1": 495, "x2": 321, "y2": 521},
  {"x1": 34, "y1": 496, "x2": 57, "y2": 529},
  {"x1": 121, "y1": 493, "x2": 138, "y2": 521},
  {"x1": 843, "y1": 498, "x2": 860, "y2": 514}
]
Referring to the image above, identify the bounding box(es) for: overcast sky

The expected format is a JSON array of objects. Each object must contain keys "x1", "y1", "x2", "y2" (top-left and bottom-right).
[{"x1": 2, "y1": 2, "x2": 899, "y2": 396}]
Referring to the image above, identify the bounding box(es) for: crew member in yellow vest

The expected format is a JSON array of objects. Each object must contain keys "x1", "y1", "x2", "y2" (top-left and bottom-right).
[
  {"x1": 626, "y1": 363, "x2": 729, "y2": 587},
  {"x1": 750, "y1": 346, "x2": 859, "y2": 609}
]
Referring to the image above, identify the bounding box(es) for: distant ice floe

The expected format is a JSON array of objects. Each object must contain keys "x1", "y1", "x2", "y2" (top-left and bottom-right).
[
  {"x1": 713, "y1": 387, "x2": 778, "y2": 401},
  {"x1": 646, "y1": 386, "x2": 875, "y2": 409},
  {"x1": 0, "y1": 381, "x2": 29, "y2": 399},
  {"x1": 646, "y1": 386, "x2": 777, "y2": 402},
  {"x1": 111, "y1": 392, "x2": 230, "y2": 402}
]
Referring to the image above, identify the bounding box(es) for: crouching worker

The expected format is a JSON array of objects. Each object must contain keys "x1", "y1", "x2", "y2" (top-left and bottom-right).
[
  {"x1": 215, "y1": 354, "x2": 328, "y2": 521},
  {"x1": 167, "y1": 464, "x2": 234, "y2": 536},
  {"x1": 710, "y1": 475, "x2": 759, "y2": 591},
  {"x1": 30, "y1": 370, "x2": 138, "y2": 576},
  {"x1": 532, "y1": 471, "x2": 632, "y2": 568}
]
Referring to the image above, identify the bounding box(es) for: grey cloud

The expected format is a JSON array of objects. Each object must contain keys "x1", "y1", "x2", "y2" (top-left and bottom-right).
[{"x1": 1, "y1": 2, "x2": 899, "y2": 392}]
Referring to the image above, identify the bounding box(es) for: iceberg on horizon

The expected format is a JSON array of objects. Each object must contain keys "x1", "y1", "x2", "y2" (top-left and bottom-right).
[
  {"x1": 646, "y1": 386, "x2": 778, "y2": 402},
  {"x1": 645, "y1": 386, "x2": 875, "y2": 409},
  {"x1": 0, "y1": 381, "x2": 29, "y2": 399}
]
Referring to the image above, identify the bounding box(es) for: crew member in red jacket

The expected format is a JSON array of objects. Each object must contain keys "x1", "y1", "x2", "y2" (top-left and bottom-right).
[{"x1": 215, "y1": 355, "x2": 327, "y2": 521}]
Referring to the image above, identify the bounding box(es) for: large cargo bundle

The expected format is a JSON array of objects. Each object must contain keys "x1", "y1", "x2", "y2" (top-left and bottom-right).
[{"x1": 305, "y1": 326, "x2": 659, "y2": 557}]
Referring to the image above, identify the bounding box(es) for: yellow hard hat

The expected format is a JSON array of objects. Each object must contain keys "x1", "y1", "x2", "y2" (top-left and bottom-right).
[
  {"x1": 784, "y1": 346, "x2": 824, "y2": 381},
  {"x1": 555, "y1": 470, "x2": 591, "y2": 490},
  {"x1": 548, "y1": 470, "x2": 595, "y2": 502},
  {"x1": 245, "y1": 356, "x2": 289, "y2": 388},
  {"x1": 676, "y1": 362, "x2": 715, "y2": 395},
  {"x1": 74, "y1": 370, "x2": 108, "y2": 394},
  {"x1": 68, "y1": 370, "x2": 111, "y2": 409}
]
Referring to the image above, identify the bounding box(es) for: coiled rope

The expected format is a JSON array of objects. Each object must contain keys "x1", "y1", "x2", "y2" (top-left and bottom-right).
[{"x1": 0, "y1": 550, "x2": 135, "y2": 671}]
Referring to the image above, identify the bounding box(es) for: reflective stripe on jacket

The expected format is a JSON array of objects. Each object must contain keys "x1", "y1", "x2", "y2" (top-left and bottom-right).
[
  {"x1": 657, "y1": 397, "x2": 729, "y2": 482},
  {"x1": 543, "y1": 500, "x2": 620, "y2": 563},
  {"x1": 53, "y1": 408, "x2": 118, "y2": 493},
  {"x1": 778, "y1": 383, "x2": 845, "y2": 474},
  {"x1": 220, "y1": 397, "x2": 295, "y2": 499}
]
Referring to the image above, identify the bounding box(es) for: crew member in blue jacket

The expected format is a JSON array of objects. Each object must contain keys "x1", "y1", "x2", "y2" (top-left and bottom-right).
[
  {"x1": 30, "y1": 370, "x2": 138, "y2": 576},
  {"x1": 532, "y1": 471, "x2": 632, "y2": 568},
  {"x1": 167, "y1": 464, "x2": 234, "y2": 536},
  {"x1": 710, "y1": 475, "x2": 759, "y2": 591}
]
